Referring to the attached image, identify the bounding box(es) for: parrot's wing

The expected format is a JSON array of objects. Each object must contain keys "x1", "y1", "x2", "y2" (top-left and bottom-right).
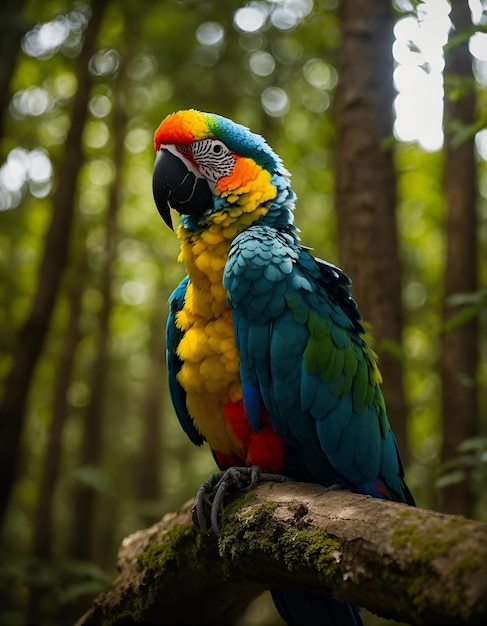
[
  {"x1": 166, "y1": 275, "x2": 204, "y2": 446},
  {"x1": 224, "y1": 225, "x2": 413, "y2": 504}
]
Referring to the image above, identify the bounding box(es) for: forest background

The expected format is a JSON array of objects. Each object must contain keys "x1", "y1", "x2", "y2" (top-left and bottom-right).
[{"x1": 0, "y1": 0, "x2": 486, "y2": 624}]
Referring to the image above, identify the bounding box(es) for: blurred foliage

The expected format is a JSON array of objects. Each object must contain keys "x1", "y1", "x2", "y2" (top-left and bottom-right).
[{"x1": 0, "y1": 0, "x2": 486, "y2": 624}]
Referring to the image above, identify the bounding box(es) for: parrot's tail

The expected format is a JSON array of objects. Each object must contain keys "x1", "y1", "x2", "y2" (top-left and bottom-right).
[{"x1": 271, "y1": 588, "x2": 363, "y2": 626}]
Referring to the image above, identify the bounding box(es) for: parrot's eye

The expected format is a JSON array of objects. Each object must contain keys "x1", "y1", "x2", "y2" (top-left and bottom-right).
[{"x1": 190, "y1": 139, "x2": 236, "y2": 184}]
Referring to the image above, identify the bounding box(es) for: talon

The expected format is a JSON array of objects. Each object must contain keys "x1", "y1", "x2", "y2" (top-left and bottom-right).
[
  {"x1": 193, "y1": 466, "x2": 290, "y2": 535},
  {"x1": 192, "y1": 484, "x2": 210, "y2": 533}
]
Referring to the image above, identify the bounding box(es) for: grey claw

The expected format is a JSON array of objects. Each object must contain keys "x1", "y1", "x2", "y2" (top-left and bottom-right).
[{"x1": 193, "y1": 465, "x2": 290, "y2": 535}]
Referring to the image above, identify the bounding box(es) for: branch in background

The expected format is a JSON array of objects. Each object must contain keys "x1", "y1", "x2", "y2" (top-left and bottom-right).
[{"x1": 76, "y1": 482, "x2": 487, "y2": 626}]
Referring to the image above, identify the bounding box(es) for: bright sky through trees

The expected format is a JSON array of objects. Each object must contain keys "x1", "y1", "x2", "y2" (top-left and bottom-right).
[
  {"x1": 393, "y1": 0, "x2": 487, "y2": 154},
  {"x1": 1, "y1": 0, "x2": 486, "y2": 212}
]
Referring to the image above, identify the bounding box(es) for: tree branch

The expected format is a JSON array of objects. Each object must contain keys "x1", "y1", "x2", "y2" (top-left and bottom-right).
[{"x1": 76, "y1": 482, "x2": 487, "y2": 626}]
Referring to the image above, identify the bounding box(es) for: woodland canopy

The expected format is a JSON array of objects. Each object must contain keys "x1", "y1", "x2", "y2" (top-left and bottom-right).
[{"x1": 0, "y1": 1, "x2": 486, "y2": 624}]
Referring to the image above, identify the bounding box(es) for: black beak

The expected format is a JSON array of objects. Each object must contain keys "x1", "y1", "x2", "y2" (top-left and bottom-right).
[{"x1": 152, "y1": 148, "x2": 213, "y2": 230}]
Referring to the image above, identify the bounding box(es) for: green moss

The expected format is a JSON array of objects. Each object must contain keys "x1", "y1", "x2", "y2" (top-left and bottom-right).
[
  {"x1": 221, "y1": 490, "x2": 259, "y2": 519},
  {"x1": 389, "y1": 514, "x2": 475, "y2": 618},
  {"x1": 137, "y1": 523, "x2": 205, "y2": 579},
  {"x1": 219, "y1": 499, "x2": 278, "y2": 564},
  {"x1": 105, "y1": 591, "x2": 150, "y2": 625},
  {"x1": 447, "y1": 548, "x2": 481, "y2": 615},
  {"x1": 220, "y1": 498, "x2": 345, "y2": 587},
  {"x1": 451, "y1": 549, "x2": 478, "y2": 576},
  {"x1": 392, "y1": 515, "x2": 469, "y2": 560},
  {"x1": 98, "y1": 522, "x2": 222, "y2": 624},
  {"x1": 278, "y1": 527, "x2": 344, "y2": 580}
]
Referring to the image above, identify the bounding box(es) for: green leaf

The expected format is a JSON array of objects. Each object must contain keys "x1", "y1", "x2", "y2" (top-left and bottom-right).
[
  {"x1": 408, "y1": 40, "x2": 422, "y2": 54},
  {"x1": 457, "y1": 437, "x2": 487, "y2": 455},
  {"x1": 58, "y1": 580, "x2": 109, "y2": 604},
  {"x1": 439, "y1": 304, "x2": 479, "y2": 334},
  {"x1": 443, "y1": 23, "x2": 487, "y2": 54},
  {"x1": 67, "y1": 466, "x2": 114, "y2": 494},
  {"x1": 435, "y1": 470, "x2": 465, "y2": 489},
  {"x1": 450, "y1": 120, "x2": 486, "y2": 148},
  {"x1": 447, "y1": 289, "x2": 487, "y2": 306},
  {"x1": 438, "y1": 290, "x2": 487, "y2": 334}
]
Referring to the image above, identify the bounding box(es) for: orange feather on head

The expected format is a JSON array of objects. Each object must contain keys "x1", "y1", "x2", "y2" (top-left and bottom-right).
[{"x1": 154, "y1": 109, "x2": 212, "y2": 149}]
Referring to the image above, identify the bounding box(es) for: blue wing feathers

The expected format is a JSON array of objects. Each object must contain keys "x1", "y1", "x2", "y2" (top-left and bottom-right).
[
  {"x1": 301, "y1": 372, "x2": 341, "y2": 418},
  {"x1": 242, "y1": 382, "x2": 262, "y2": 432},
  {"x1": 166, "y1": 277, "x2": 204, "y2": 446},
  {"x1": 315, "y1": 393, "x2": 352, "y2": 455},
  {"x1": 224, "y1": 224, "x2": 413, "y2": 505}
]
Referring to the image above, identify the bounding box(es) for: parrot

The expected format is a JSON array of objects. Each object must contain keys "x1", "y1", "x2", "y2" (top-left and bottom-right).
[{"x1": 152, "y1": 109, "x2": 414, "y2": 626}]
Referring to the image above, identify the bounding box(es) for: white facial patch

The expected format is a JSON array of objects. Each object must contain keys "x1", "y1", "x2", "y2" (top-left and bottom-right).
[{"x1": 189, "y1": 139, "x2": 236, "y2": 184}]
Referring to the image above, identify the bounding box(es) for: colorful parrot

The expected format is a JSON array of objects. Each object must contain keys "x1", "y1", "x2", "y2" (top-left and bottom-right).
[{"x1": 152, "y1": 109, "x2": 414, "y2": 626}]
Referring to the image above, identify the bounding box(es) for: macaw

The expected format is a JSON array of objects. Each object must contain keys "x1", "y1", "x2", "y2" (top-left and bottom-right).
[{"x1": 152, "y1": 109, "x2": 414, "y2": 626}]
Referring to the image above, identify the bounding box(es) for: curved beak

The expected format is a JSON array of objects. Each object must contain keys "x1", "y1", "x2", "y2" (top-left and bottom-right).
[{"x1": 152, "y1": 148, "x2": 213, "y2": 230}]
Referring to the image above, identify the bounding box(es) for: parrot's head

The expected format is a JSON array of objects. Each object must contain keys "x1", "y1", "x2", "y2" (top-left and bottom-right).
[{"x1": 152, "y1": 109, "x2": 295, "y2": 235}]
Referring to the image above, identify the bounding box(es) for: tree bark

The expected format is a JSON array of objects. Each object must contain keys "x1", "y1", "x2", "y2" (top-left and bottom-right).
[
  {"x1": 0, "y1": 0, "x2": 110, "y2": 530},
  {"x1": 0, "y1": 0, "x2": 27, "y2": 150},
  {"x1": 439, "y1": 0, "x2": 478, "y2": 517},
  {"x1": 134, "y1": 296, "x2": 167, "y2": 528},
  {"x1": 335, "y1": 0, "x2": 408, "y2": 460},
  {"x1": 27, "y1": 238, "x2": 88, "y2": 623},
  {"x1": 68, "y1": 60, "x2": 127, "y2": 562},
  {"x1": 31, "y1": 237, "x2": 88, "y2": 561},
  {"x1": 76, "y1": 482, "x2": 487, "y2": 626}
]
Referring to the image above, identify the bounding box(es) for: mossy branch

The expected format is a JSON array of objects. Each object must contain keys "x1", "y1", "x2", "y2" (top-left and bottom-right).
[{"x1": 76, "y1": 482, "x2": 487, "y2": 626}]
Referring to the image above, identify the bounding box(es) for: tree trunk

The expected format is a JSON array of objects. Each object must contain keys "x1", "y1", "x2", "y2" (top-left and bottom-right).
[
  {"x1": 439, "y1": 0, "x2": 478, "y2": 518},
  {"x1": 0, "y1": 0, "x2": 27, "y2": 150},
  {"x1": 76, "y1": 482, "x2": 487, "y2": 626},
  {"x1": 68, "y1": 60, "x2": 127, "y2": 561},
  {"x1": 26, "y1": 238, "x2": 88, "y2": 622},
  {"x1": 0, "y1": 0, "x2": 110, "y2": 531},
  {"x1": 134, "y1": 296, "x2": 167, "y2": 528},
  {"x1": 334, "y1": 0, "x2": 408, "y2": 460},
  {"x1": 31, "y1": 237, "x2": 88, "y2": 560}
]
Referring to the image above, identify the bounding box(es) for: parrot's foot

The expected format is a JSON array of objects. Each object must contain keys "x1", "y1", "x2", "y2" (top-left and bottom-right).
[{"x1": 193, "y1": 465, "x2": 290, "y2": 535}]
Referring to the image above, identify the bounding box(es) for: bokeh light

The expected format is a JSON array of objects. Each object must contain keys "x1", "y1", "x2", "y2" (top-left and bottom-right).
[
  {"x1": 392, "y1": 0, "x2": 451, "y2": 151},
  {"x1": 261, "y1": 86, "x2": 290, "y2": 116}
]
